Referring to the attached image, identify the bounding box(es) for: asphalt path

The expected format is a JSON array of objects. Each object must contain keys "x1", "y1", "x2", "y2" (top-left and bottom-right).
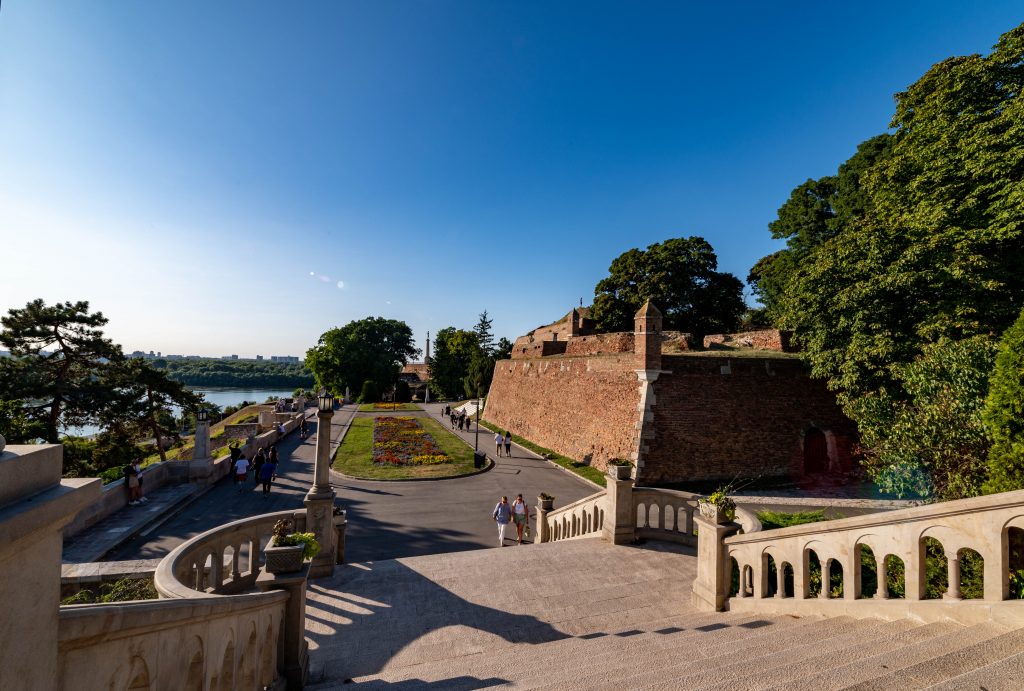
[{"x1": 107, "y1": 403, "x2": 598, "y2": 564}]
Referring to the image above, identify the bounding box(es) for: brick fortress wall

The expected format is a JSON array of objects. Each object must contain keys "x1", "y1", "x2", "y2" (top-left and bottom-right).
[
  {"x1": 485, "y1": 354, "x2": 639, "y2": 469},
  {"x1": 641, "y1": 356, "x2": 857, "y2": 484}
]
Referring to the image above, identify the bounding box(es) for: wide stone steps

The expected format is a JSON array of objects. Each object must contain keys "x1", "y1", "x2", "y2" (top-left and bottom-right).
[{"x1": 305, "y1": 538, "x2": 1023, "y2": 690}]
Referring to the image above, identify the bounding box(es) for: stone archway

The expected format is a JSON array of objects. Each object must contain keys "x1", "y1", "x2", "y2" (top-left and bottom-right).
[{"x1": 803, "y1": 428, "x2": 829, "y2": 475}]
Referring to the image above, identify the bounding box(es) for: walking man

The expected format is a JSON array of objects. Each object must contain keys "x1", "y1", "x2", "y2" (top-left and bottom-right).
[{"x1": 494, "y1": 431, "x2": 504, "y2": 457}]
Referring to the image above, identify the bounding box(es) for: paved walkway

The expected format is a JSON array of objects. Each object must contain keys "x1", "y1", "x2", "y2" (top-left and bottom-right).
[{"x1": 84, "y1": 402, "x2": 596, "y2": 564}]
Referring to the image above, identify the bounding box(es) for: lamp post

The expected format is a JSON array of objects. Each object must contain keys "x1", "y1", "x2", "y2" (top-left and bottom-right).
[
  {"x1": 304, "y1": 391, "x2": 338, "y2": 576},
  {"x1": 190, "y1": 408, "x2": 213, "y2": 482}
]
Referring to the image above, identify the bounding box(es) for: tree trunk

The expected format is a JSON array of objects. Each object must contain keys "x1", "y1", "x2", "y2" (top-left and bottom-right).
[{"x1": 148, "y1": 386, "x2": 166, "y2": 462}]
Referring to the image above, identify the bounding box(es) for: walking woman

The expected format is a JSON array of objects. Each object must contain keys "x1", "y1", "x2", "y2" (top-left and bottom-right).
[
  {"x1": 511, "y1": 493, "x2": 529, "y2": 544},
  {"x1": 504, "y1": 431, "x2": 513, "y2": 458}
]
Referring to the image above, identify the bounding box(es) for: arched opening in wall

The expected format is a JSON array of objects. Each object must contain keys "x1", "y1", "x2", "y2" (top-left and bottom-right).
[
  {"x1": 222, "y1": 544, "x2": 237, "y2": 582},
  {"x1": 922, "y1": 537, "x2": 948, "y2": 599},
  {"x1": 742, "y1": 565, "x2": 754, "y2": 597},
  {"x1": 803, "y1": 428, "x2": 829, "y2": 475},
  {"x1": 807, "y1": 549, "x2": 822, "y2": 598},
  {"x1": 637, "y1": 504, "x2": 647, "y2": 528},
  {"x1": 765, "y1": 554, "x2": 778, "y2": 597},
  {"x1": 185, "y1": 650, "x2": 204, "y2": 691},
  {"x1": 859, "y1": 544, "x2": 878, "y2": 598},
  {"x1": 677, "y1": 507, "x2": 688, "y2": 534},
  {"x1": 958, "y1": 548, "x2": 985, "y2": 600},
  {"x1": 826, "y1": 559, "x2": 844, "y2": 598},
  {"x1": 884, "y1": 555, "x2": 906, "y2": 598},
  {"x1": 781, "y1": 562, "x2": 795, "y2": 598},
  {"x1": 1008, "y1": 527, "x2": 1024, "y2": 599},
  {"x1": 662, "y1": 505, "x2": 674, "y2": 531},
  {"x1": 261, "y1": 623, "x2": 276, "y2": 686},
  {"x1": 648, "y1": 505, "x2": 661, "y2": 529},
  {"x1": 217, "y1": 642, "x2": 235, "y2": 691},
  {"x1": 127, "y1": 656, "x2": 151, "y2": 691},
  {"x1": 729, "y1": 558, "x2": 740, "y2": 597},
  {"x1": 239, "y1": 626, "x2": 258, "y2": 690}
]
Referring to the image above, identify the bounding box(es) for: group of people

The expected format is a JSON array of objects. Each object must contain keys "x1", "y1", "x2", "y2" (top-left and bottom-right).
[
  {"x1": 123, "y1": 459, "x2": 148, "y2": 506},
  {"x1": 492, "y1": 494, "x2": 529, "y2": 546},
  {"x1": 229, "y1": 442, "x2": 281, "y2": 497},
  {"x1": 443, "y1": 404, "x2": 473, "y2": 431}
]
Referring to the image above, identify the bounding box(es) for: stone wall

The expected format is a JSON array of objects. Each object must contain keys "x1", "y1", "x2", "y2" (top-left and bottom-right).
[
  {"x1": 224, "y1": 423, "x2": 258, "y2": 439},
  {"x1": 564, "y1": 332, "x2": 635, "y2": 357},
  {"x1": 702, "y1": 329, "x2": 793, "y2": 352},
  {"x1": 641, "y1": 355, "x2": 856, "y2": 484},
  {"x1": 485, "y1": 354, "x2": 639, "y2": 470}
]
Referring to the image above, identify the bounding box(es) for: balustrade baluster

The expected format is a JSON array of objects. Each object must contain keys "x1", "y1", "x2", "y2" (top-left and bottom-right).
[
  {"x1": 875, "y1": 556, "x2": 888, "y2": 599},
  {"x1": 776, "y1": 562, "x2": 786, "y2": 598},
  {"x1": 944, "y1": 555, "x2": 963, "y2": 600}
]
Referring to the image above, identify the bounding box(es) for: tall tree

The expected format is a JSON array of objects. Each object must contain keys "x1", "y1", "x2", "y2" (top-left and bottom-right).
[
  {"x1": 473, "y1": 310, "x2": 495, "y2": 357},
  {"x1": 0, "y1": 300, "x2": 122, "y2": 442},
  {"x1": 100, "y1": 358, "x2": 202, "y2": 462},
  {"x1": 494, "y1": 337, "x2": 513, "y2": 361},
  {"x1": 590, "y1": 236, "x2": 745, "y2": 335},
  {"x1": 305, "y1": 317, "x2": 419, "y2": 396},
  {"x1": 429, "y1": 327, "x2": 480, "y2": 399},
  {"x1": 983, "y1": 308, "x2": 1024, "y2": 494}
]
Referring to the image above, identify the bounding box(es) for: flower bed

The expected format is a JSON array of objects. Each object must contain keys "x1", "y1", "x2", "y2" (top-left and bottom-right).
[{"x1": 373, "y1": 416, "x2": 452, "y2": 466}]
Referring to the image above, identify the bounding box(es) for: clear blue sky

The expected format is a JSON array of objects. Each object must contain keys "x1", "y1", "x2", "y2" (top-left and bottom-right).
[{"x1": 1, "y1": 2, "x2": 1021, "y2": 358}]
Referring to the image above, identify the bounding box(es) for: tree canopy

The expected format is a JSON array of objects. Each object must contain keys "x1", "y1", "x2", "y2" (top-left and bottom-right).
[
  {"x1": 429, "y1": 327, "x2": 481, "y2": 399},
  {"x1": 750, "y1": 22, "x2": 1024, "y2": 498},
  {"x1": 590, "y1": 236, "x2": 745, "y2": 335},
  {"x1": 305, "y1": 317, "x2": 419, "y2": 398}
]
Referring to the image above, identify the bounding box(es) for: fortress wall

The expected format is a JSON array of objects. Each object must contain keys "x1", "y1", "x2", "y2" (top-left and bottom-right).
[
  {"x1": 485, "y1": 354, "x2": 639, "y2": 470},
  {"x1": 641, "y1": 355, "x2": 856, "y2": 484},
  {"x1": 564, "y1": 332, "x2": 634, "y2": 356},
  {"x1": 702, "y1": 329, "x2": 793, "y2": 351}
]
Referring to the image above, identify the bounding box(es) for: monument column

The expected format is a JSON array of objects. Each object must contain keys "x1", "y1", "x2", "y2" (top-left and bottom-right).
[
  {"x1": 304, "y1": 392, "x2": 338, "y2": 577},
  {"x1": 188, "y1": 409, "x2": 214, "y2": 482}
]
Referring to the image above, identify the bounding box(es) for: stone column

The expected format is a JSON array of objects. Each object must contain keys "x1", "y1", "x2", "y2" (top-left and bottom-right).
[
  {"x1": 776, "y1": 562, "x2": 786, "y2": 598},
  {"x1": 256, "y1": 566, "x2": 310, "y2": 690},
  {"x1": 944, "y1": 555, "x2": 963, "y2": 600},
  {"x1": 188, "y1": 417, "x2": 214, "y2": 482},
  {"x1": 875, "y1": 556, "x2": 889, "y2": 599},
  {"x1": 304, "y1": 407, "x2": 337, "y2": 577},
  {"x1": 601, "y1": 474, "x2": 634, "y2": 545},
  {"x1": 536, "y1": 501, "x2": 550, "y2": 544},
  {"x1": 819, "y1": 559, "x2": 831, "y2": 599},
  {"x1": 691, "y1": 512, "x2": 740, "y2": 612}
]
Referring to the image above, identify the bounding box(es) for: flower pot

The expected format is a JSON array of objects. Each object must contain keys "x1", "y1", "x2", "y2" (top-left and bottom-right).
[
  {"x1": 698, "y1": 501, "x2": 731, "y2": 525},
  {"x1": 539, "y1": 498, "x2": 554, "y2": 511},
  {"x1": 264, "y1": 544, "x2": 305, "y2": 574},
  {"x1": 608, "y1": 464, "x2": 632, "y2": 481}
]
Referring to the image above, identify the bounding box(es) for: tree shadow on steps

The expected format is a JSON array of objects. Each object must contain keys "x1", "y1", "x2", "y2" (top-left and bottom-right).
[{"x1": 306, "y1": 559, "x2": 571, "y2": 683}]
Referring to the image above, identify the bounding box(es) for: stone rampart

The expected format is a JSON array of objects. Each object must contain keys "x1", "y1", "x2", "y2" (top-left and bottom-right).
[
  {"x1": 641, "y1": 355, "x2": 855, "y2": 483},
  {"x1": 703, "y1": 329, "x2": 793, "y2": 352},
  {"x1": 485, "y1": 354, "x2": 639, "y2": 470},
  {"x1": 564, "y1": 332, "x2": 634, "y2": 357},
  {"x1": 223, "y1": 423, "x2": 258, "y2": 439}
]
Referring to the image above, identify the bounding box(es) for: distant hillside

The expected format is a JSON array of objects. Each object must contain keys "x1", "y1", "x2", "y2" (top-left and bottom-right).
[{"x1": 154, "y1": 358, "x2": 315, "y2": 388}]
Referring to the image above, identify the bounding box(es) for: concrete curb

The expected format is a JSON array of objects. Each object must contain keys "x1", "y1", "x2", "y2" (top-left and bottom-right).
[{"x1": 330, "y1": 457, "x2": 495, "y2": 484}]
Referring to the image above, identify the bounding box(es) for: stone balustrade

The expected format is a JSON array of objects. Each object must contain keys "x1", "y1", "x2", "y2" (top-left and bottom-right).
[
  {"x1": 540, "y1": 492, "x2": 607, "y2": 543},
  {"x1": 633, "y1": 487, "x2": 701, "y2": 546},
  {"x1": 692, "y1": 488, "x2": 1024, "y2": 627}
]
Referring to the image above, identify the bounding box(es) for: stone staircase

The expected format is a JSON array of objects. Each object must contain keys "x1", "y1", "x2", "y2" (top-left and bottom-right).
[{"x1": 304, "y1": 539, "x2": 1024, "y2": 690}]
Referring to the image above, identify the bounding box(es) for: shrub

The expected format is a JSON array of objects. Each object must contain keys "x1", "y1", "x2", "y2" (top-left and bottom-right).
[
  {"x1": 358, "y1": 380, "x2": 379, "y2": 404},
  {"x1": 984, "y1": 307, "x2": 1024, "y2": 494}
]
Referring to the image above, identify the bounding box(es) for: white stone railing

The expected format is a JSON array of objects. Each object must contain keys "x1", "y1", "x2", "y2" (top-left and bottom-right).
[
  {"x1": 692, "y1": 489, "x2": 1024, "y2": 627},
  {"x1": 540, "y1": 492, "x2": 607, "y2": 542},
  {"x1": 633, "y1": 487, "x2": 702, "y2": 545}
]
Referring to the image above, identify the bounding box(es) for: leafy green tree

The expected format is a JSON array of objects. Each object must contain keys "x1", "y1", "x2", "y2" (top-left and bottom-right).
[
  {"x1": 983, "y1": 308, "x2": 1024, "y2": 494},
  {"x1": 853, "y1": 337, "x2": 996, "y2": 501},
  {"x1": 494, "y1": 337, "x2": 513, "y2": 361},
  {"x1": 0, "y1": 300, "x2": 122, "y2": 442},
  {"x1": 430, "y1": 327, "x2": 480, "y2": 399},
  {"x1": 100, "y1": 358, "x2": 202, "y2": 462},
  {"x1": 394, "y1": 380, "x2": 412, "y2": 403},
  {"x1": 0, "y1": 399, "x2": 46, "y2": 443},
  {"x1": 590, "y1": 236, "x2": 745, "y2": 335},
  {"x1": 464, "y1": 350, "x2": 493, "y2": 399},
  {"x1": 306, "y1": 317, "x2": 419, "y2": 396},
  {"x1": 358, "y1": 380, "x2": 379, "y2": 404}
]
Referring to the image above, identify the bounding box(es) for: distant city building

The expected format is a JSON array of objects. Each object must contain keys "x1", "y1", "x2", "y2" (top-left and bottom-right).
[
  {"x1": 222, "y1": 355, "x2": 239, "y2": 360},
  {"x1": 270, "y1": 355, "x2": 300, "y2": 363},
  {"x1": 256, "y1": 355, "x2": 264, "y2": 361}
]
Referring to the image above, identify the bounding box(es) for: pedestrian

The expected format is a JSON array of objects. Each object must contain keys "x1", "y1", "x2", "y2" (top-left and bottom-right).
[
  {"x1": 258, "y1": 458, "x2": 275, "y2": 497},
  {"x1": 269, "y1": 445, "x2": 279, "y2": 466},
  {"x1": 132, "y1": 460, "x2": 148, "y2": 504},
  {"x1": 253, "y1": 448, "x2": 266, "y2": 486},
  {"x1": 458, "y1": 414, "x2": 465, "y2": 431},
  {"x1": 234, "y1": 454, "x2": 249, "y2": 492},
  {"x1": 494, "y1": 431, "x2": 504, "y2": 457},
  {"x1": 300, "y1": 418, "x2": 308, "y2": 440},
  {"x1": 504, "y1": 431, "x2": 513, "y2": 458},
  {"x1": 492, "y1": 495, "x2": 512, "y2": 546},
  {"x1": 229, "y1": 441, "x2": 241, "y2": 463},
  {"x1": 451, "y1": 413, "x2": 457, "y2": 429},
  {"x1": 124, "y1": 461, "x2": 142, "y2": 506},
  {"x1": 277, "y1": 422, "x2": 286, "y2": 437},
  {"x1": 511, "y1": 493, "x2": 529, "y2": 544}
]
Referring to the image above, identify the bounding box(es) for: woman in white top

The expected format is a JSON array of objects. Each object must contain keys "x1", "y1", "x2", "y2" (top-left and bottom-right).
[{"x1": 511, "y1": 493, "x2": 529, "y2": 544}]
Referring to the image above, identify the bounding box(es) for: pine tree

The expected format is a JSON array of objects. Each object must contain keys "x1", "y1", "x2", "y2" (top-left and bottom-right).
[{"x1": 473, "y1": 310, "x2": 495, "y2": 357}]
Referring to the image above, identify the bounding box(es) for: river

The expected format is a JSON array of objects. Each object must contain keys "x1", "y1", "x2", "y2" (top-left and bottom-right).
[{"x1": 64, "y1": 386, "x2": 299, "y2": 438}]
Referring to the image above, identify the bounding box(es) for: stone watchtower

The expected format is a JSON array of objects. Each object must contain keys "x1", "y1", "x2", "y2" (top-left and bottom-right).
[
  {"x1": 634, "y1": 299, "x2": 663, "y2": 371},
  {"x1": 629, "y1": 300, "x2": 665, "y2": 483}
]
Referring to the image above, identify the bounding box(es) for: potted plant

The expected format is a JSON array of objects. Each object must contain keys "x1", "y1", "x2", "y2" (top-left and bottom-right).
[
  {"x1": 607, "y1": 459, "x2": 633, "y2": 481},
  {"x1": 538, "y1": 492, "x2": 555, "y2": 511},
  {"x1": 264, "y1": 519, "x2": 321, "y2": 574},
  {"x1": 698, "y1": 487, "x2": 737, "y2": 525}
]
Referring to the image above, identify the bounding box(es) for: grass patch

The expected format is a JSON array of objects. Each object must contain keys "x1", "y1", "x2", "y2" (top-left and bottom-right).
[
  {"x1": 756, "y1": 509, "x2": 844, "y2": 531},
  {"x1": 61, "y1": 577, "x2": 158, "y2": 605},
  {"x1": 357, "y1": 402, "x2": 422, "y2": 412},
  {"x1": 479, "y1": 419, "x2": 606, "y2": 487},
  {"x1": 333, "y1": 416, "x2": 477, "y2": 479}
]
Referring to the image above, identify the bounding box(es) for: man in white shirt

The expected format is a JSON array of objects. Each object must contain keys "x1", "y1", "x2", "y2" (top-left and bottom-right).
[
  {"x1": 234, "y1": 456, "x2": 249, "y2": 493},
  {"x1": 494, "y1": 432, "x2": 503, "y2": 457}
]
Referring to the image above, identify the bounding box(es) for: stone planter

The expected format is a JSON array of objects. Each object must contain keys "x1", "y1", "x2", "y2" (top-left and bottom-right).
[
  {"x1": 697, "y1": 501, "x2": 732, "y2": 525},
  {"x1": 539, "y1": 498, "x2": 554, "y2": 511},
  {"x1": 264, "y1": 544, "x2": 305, "y2": 574},
  {"x1": 608, "y1": 464, "x2": 632, "y2": 481}
]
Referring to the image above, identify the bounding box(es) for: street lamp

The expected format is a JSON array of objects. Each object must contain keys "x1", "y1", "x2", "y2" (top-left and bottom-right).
[
  {"x1": 197, "y1": 409, "x2": 208, "y2": 423},
  {"x1": 318, "y1": 391, "x2": 334, "y2": 413}
]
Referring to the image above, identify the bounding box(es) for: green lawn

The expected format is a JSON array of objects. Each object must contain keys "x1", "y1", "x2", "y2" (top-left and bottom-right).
[
  {"x1": 357, "y1": 402, "x2": 422, "y2": 412},
  {"x1": 479, "y1": 420, "x2": 606, "y2": 487},
  {"x1": 333, "y1": 416, "x2": 478, "y2": 480}
]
